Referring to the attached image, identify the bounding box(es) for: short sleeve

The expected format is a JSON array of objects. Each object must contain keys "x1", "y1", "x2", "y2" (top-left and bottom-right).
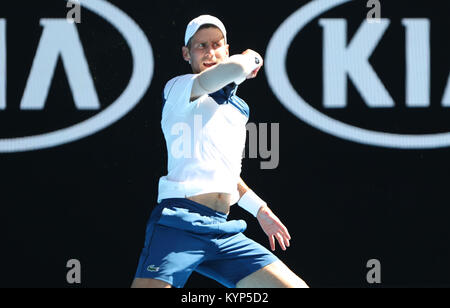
[{"x1": 162, "y1": 74, "x2": 197, "y2": 120}]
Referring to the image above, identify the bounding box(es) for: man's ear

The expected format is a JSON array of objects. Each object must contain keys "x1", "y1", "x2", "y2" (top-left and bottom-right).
[
  {"x1": 182, "y1": 46, "x2": 191, "y2": 63},
  {"x1": 225, "y1": 44, "x2": 230, "y2": 57}
]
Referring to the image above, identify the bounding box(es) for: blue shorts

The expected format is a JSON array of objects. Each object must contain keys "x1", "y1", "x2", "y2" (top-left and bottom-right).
[{"x1": 134, "y1": 198, "x2": 279, "y2": 288}]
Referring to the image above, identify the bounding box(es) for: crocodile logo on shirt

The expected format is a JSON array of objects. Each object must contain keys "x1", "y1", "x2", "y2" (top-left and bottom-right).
[{"x1": 147, "y1": 265, "x2": 160, "y2": 272}]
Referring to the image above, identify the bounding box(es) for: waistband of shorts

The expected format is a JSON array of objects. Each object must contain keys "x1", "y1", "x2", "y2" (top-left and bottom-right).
[{"x1": 159, "y1": 198, "x2": 229, "y2": 220}]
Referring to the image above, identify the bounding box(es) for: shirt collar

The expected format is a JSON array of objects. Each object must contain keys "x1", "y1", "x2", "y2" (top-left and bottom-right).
[
  {"x1": 209, "y1": 83, "x2": 239, "y2": 104},
  {"x1": 223, "y1": 82, "x2": 238, "y2": 99}
]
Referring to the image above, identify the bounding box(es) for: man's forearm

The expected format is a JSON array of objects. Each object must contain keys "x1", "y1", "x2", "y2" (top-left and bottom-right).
[
  {"x1": 237, "y1": 178, "x2": 268, "y2": 217},
  {"x1": 191, "y1": 53, "x2": 263, "y2": 100},
  {"x1": 237, "y1": 177, "x2": 250, "y2": 199}
]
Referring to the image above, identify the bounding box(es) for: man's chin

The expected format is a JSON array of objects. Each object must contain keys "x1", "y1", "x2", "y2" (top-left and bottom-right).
[{"x1": 193, "y1": 62, "x2": 220, "y2": 73}]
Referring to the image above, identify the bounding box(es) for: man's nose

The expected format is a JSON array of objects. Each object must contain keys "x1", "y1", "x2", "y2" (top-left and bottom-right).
[{"x1": 205, "y1": 46, "x2": 215, "y2": 57}]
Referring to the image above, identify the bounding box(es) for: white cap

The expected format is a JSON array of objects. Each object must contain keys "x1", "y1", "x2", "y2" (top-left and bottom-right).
[{"x1": 184, "y1": 15, "x2": 227, "y2": 46}]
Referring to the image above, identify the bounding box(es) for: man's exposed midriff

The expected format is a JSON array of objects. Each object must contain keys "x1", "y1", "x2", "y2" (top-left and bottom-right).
[{"x1": 187, "y1": 192, "x2": 232, "y2": 215}]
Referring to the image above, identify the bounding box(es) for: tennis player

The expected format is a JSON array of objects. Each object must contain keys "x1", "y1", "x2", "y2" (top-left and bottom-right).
[{"x1": 132, "y1": 15, "x2": 308, "y2": 288}]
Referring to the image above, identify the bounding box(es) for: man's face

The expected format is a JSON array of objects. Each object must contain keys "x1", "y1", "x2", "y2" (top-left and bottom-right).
[{"x1": 182, "y1": 27, "x2": 229, "y2": 74}]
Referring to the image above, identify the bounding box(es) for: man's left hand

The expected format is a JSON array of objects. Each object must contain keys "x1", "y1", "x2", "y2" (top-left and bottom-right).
[{"x1": 256, "y1": 206, "x2": 291, "y2": 251}]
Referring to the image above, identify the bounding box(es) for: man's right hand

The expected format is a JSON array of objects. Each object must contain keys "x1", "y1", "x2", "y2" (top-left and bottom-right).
[{"x1": 242, "y1": 49, "x2": 263, "y2": 79}]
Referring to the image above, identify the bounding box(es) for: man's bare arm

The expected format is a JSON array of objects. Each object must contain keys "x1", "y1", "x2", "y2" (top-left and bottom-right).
[
  {"x1": 237, "y1": 177, "x2": 251, "y2": 199},
  {"x1": 237, "y1": 177, "x2": 291, "y2": 251}
]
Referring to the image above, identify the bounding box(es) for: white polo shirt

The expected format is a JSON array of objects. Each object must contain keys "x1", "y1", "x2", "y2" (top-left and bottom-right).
[{"x1": 157, "y1": 74, "x2": 250, "y2": 205}]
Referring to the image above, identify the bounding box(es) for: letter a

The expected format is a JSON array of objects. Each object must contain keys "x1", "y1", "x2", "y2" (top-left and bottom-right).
[
  {"x1": 67, "y1": 1, "x2": 81, "y2": 24},
  {"x1": 367, "y1": 0, "x2": 381, "y2": 23},
  {"x1": 366, "y1": 259, "x2": 381, "y2": 284},
  {"x1": 66, "y1": 259, "x2": 81, "y2": 284}
]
